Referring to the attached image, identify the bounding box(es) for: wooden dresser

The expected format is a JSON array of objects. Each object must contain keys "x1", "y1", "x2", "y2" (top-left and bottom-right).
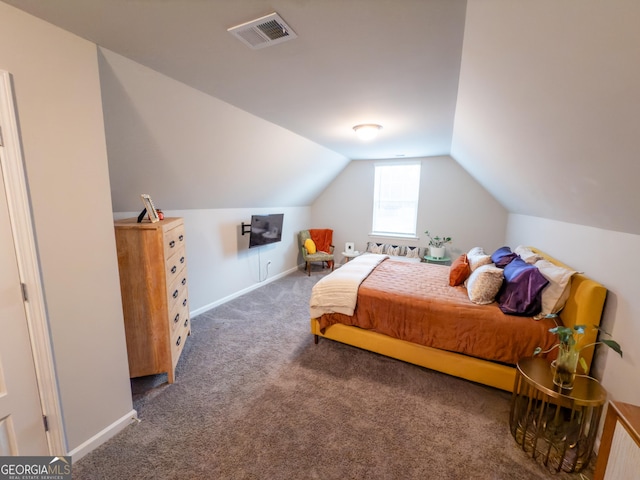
[{"x1": 114, "y1": 217, "x2": 190, "y2": 383}]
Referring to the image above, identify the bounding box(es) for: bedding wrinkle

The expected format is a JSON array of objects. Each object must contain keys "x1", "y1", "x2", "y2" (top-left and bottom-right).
[{"x1": 317, "y1": 260, "x2": 558, "y2": 365}]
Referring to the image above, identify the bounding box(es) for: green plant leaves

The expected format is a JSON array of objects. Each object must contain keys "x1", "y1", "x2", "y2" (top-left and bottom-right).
[
  {"x1": 548, "y1": 326, "x2": 581, "y2": 346},
  {"x1": 541, "y1": 323, "x2": 623, "y2": 360},
  {"x1": 600, "y1": 339, "x2": 623, "y2": 357},
  {"x1": 424, "y1": 230, "x2": 452, "y2": 247}
]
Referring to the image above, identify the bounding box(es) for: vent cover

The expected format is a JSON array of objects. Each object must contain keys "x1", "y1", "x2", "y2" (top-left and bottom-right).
[{"x1": 228, "y1": 13, "x2": 297, "y2": 50}]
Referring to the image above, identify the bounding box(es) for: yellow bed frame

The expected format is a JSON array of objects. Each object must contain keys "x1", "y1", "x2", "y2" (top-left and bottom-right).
[{"x1": 311, "y1": 248, "x2": 607, "y2": 392}]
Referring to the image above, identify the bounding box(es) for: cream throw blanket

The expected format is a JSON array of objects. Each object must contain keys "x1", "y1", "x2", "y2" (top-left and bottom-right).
[{"x1": 309, "y1": 254, "x2": 388, "y2": 318}]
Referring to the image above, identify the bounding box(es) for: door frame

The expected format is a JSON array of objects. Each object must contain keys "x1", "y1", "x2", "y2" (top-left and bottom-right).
[{"x1": 0, "y1": 70, "x2": 66, "y2": 454}]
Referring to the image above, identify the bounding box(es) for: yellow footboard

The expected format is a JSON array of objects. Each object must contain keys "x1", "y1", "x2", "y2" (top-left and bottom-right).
[{"x1": 311, "y1": 318, "x2": 517, "y2": 391}]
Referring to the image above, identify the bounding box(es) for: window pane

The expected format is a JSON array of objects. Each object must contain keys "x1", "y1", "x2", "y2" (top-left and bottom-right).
[{"x1": 372, "y1": 163, "x2": 420, "y2": 236}]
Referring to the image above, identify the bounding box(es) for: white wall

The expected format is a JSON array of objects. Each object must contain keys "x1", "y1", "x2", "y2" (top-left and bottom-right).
[
  {"x1": 114, "y1": 207, "x2": 311, "y2": 314},
  {"x1": 507, "y1": 215, "x2": 640, "y2": 406},
  {"x1": 312, "y1": 155, "x2": 508, "y2": 264},
  {"x1": 0, "y1": 2, "x2": 133, "y2": 454}
]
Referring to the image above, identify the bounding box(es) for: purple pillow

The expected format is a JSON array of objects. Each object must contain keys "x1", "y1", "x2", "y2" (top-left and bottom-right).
[
  {"x1": 491, "y1": 246, "x2": 518, "y2": 268},
  {"x1": 497, "y1": 258, "x2": 549, "y2": 316}
]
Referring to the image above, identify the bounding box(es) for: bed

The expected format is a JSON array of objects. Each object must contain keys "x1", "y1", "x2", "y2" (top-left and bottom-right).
[{"x1": 310, "y1": 247, "x2": 607, "y2": 392}]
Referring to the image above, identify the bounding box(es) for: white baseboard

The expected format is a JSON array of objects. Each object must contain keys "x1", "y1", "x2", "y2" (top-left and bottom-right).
[
  {"x1": 190, "y1": 266, "x2": 300, "y2": 317},
  {"x1": 68, "y1": 409, "x2": 138, "y2": 461}
]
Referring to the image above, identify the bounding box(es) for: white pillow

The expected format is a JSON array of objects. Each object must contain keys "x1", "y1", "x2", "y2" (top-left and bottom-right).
[
  {"x1": 465, "y1": 264, "x2": 504, "y2": 305},
  {"x1": 406, "y1": 246, "x2": 422, "y2": 259},
  {"x1": 467, "y1": 247, "x2": 492, "y2": 272},
  {"x1": 515, "y1": 245, "x2": 544, "y2": 265},
  {"x1": 387, "y1": 245, "x2": 401, "y2": 256},
  {"x1": 368, "y1": 243, "x2": 384, "y2": 254},
  {"x1": 535, "y1": 259, "x2": 576, "y2": 315}
]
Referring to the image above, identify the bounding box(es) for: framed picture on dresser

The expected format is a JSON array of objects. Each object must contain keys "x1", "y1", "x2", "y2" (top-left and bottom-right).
[{"x1": 140, "y1": 194, "x2": 159, "y2": 223}]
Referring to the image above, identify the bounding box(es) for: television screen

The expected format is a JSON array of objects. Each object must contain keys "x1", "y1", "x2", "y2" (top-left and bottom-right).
[{"x1": 248, "y1": 214, "x2": 284, "y2": 248}]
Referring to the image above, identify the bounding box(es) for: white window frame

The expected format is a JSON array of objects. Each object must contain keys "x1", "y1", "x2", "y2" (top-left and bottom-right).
[{"x1": 370, "y1": 161, "x2": 421, "y2": 238}]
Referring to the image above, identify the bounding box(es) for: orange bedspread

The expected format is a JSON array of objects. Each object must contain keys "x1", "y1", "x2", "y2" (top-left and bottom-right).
[{"x1": 318, "y1": 259, "x2": 558, "y2": 366}]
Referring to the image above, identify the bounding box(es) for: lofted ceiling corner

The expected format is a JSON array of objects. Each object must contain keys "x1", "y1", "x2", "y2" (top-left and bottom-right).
[{"x1": 98, "y1": 47, "x2": 349, "y2": 212}]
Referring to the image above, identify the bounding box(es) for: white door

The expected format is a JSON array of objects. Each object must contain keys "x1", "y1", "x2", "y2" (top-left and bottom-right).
[{"x1": 0, "y1": 95, "x2": 49, "y2": 455}]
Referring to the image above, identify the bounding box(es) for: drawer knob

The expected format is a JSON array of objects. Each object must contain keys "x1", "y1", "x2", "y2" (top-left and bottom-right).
[
  {"x1": 179, "y1": 234, "x2": 184, "y2": 242},
  {"x1": 180, "y1": 256, "x2": 185, "y2": 264},
  {"x1": 183, "y1": 318, "x2": 189, "y2": 327},
  {"x1": 182, "y1": 298, "x2": 187, "y2": 307},
  {"x1": 181, "y1": 278, "x2": 186, "y2": 286},
  {"x1": 169, "y1": 240, "x2": 175, "y2": 248},
  {"x1": 174, "y1": 313, "x2": 179, "y2": 323},
  {"x1": 171, "y1": 265, "x2": 177, "y2": 274},
  {"x1": 176, "y1": 336, "x2": 181, "y2": 346},
  {"x1": 173, "y1": 290, "x2": 179, "y2": 299}
]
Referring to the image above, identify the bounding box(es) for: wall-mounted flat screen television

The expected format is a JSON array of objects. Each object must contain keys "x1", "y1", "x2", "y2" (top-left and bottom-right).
[{"x1": 249, "y1": 214, "x2": 284, "y2": 248}]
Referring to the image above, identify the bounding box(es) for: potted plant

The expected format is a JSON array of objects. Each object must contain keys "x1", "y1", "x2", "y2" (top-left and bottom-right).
[
  {"x1": 534, "y1": 324, "x2": 622, "y2": 389},
  {"x1": 424, "y1": 230, "x2": 452, "y2": 259}
]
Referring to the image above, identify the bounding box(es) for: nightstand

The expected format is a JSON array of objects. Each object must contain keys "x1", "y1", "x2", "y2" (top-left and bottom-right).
[
  {"x1": 423, "y1": 255, "x2": 451, "y2": 265},
  {"x1": 342, "y1": 251, "x2": 361, "y2": 262},
  {"x1": 509, "y1": 357, "x2": 606, "y2": 473}
]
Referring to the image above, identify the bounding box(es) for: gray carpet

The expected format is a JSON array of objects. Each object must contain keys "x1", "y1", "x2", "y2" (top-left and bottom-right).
[{"x1": 73, "y1": 269, "x2": 593, "y2": 479}]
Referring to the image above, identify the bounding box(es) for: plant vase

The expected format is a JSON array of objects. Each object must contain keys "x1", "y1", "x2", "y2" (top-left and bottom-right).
[
  {"x1": 430, "y1": 246, "x2": 446, "y2": 259},
  {"x1": 552, "y1": 343, "x2": 579, "y2": 389}
]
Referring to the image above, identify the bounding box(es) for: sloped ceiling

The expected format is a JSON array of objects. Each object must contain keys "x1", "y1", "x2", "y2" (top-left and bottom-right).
[
  {"x1": 4, "y1": 0, "x2": 466, "y2": 161},
  {"x1": 453, "y1": 1, "x2": 640, "y2": 235},
  {"x1": 5, "y1": 0, "x2": 640, "y2": 234},
  {"x1": 98, "y1": 47, "x2": 350, "y2": 211}
]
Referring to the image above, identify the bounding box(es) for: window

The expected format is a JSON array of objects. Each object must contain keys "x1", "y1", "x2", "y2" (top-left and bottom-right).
[{"x1": 371, "y1": 162, "x2": 421, "y2": 237}]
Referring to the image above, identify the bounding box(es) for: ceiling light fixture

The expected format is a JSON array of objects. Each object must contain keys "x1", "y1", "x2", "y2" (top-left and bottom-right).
[{"x1": 353, "y1": 124, "x2": 382, "y2": 141}]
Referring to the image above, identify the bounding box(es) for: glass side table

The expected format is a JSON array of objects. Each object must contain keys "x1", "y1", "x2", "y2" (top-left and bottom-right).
[{"x1": 509, "y1": 357, "x2": 607, "y2": 473}]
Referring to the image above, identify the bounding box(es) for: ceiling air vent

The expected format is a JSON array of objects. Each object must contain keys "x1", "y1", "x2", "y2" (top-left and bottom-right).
[{"x1": 228, "y1": 13, "x2": 297, "y2": 50}]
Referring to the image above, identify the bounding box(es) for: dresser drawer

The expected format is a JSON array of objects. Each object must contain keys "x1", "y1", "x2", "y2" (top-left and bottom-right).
[
  {"x1": 171, "y1": 317, "x2": 190, "y2": 366},
  {"x1": 165, "y1": 246, "x2": 187, "y2": 284},
  {"x1": 166, "y1": 270, "x2": 188, "y2": 309},
  {"x1": 164, "y1": 223, "x2": 186, "y2": 261},
  {"x1": 168, "y1": 289, "x2": 189, "y2": 336}
]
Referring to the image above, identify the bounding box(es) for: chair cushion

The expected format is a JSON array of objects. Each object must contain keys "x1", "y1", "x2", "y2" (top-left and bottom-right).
[
  {"x1": 304, "y1": 238, "x2": 317, "y2": 254},
  {"x1": 306, "y1": 252, "x2": 333, "y2": 261}
]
